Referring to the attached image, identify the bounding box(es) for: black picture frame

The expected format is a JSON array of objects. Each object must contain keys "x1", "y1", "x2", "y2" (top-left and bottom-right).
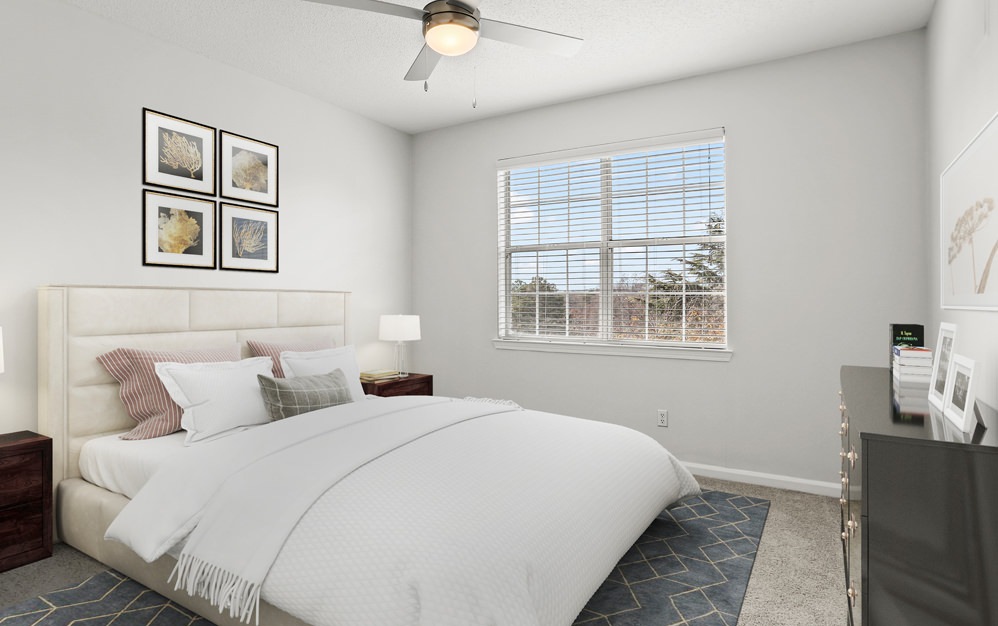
[
  {"x1": 143, "y1": 109, "x2": 216, "y2": 196},
  {"x1": 219, "y1": 202, "x2": 279, "y2": 272},
  {"x1": 143, "y1": 189, "x2": 216, "y2": 269},
  {"x1": 219, "y1": 130, "x2": 279, "y2": 207}
]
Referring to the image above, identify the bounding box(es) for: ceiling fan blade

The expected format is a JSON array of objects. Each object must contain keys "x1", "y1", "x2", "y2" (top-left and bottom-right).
[
  {"x1": 479, "y1": 18, "x2": 582, "y2": 57},
  {"x1": 302, "y1": 0, "x2": 424, "y2": 21},
  {"x1": 404, "y1": 44, "x2": 443, "y2": 81}
]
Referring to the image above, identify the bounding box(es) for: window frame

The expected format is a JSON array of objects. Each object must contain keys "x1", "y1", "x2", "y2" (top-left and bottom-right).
[{"x1": 495, "y1": 129, "x2": 730, "y2": 360}]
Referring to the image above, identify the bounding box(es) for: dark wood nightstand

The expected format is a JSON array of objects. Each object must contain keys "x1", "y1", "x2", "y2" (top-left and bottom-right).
[
  {"x1": 361, "y1": 373, "x2": 433, "y2": 397},
  {"x1": 0, "y1": 431, "x2": 52, "y2": 572}
]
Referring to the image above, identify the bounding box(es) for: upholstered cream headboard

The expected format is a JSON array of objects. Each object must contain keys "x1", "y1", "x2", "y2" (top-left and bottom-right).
[{"x1": 37, "y1": 285, "x2": 350, "y2": 488}]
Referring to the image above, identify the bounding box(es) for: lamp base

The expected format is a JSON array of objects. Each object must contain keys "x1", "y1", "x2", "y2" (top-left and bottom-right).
[{"x1": 394, "y1": 341, "x2": 409, "y2": 378}]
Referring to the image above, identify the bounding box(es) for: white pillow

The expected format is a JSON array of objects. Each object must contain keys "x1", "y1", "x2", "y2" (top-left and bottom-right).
[
  {"x1": 280, "y1": 345, "x2": 366, "y2": 402},
  {"x1": 155, "y1": 357, "x2": 274, "y2": 445}
]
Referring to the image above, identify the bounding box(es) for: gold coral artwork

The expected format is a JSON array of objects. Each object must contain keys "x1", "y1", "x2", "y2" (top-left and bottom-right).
[
  {"x1": 158, "y1": 207, "x2": 202, "y2": 255},
  {"x1": 143, "y1": 109, "x2": 216, "y2": 196},
  {"x1": 159, "y1": 131, "x2": 203, "y2": 179},
  {"x1": 220, "y1": 203, "x2": 278, "y2": 272},
  {"x1": 941, "y1": 109, "x2": 998, "y2": 309},
  {"x1": 221, "y1": 131, "x2": 278, "y2": 206},
  {"x1": 231, "y1": 148, "x2": 269, "y2": 193},
  {"x1": 144, "y1": 190, "x2": 216, "y2": 269}
]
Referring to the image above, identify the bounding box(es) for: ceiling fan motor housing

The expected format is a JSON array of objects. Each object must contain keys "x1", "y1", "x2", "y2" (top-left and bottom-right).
[{"x1": 422, "y1": 0, "x2": 481, "y2": 51}]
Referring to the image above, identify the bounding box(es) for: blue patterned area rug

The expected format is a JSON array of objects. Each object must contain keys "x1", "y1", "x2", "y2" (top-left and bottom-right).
[
  {"x1": 0, "y1": 490, "x2": 767, "y2": 626},
  {"x1": 574, "y1": 489, "x2": 770, "y2": 626},
  {"x1": 0, "y1": 569, "x2": 212, "y2": 625}
]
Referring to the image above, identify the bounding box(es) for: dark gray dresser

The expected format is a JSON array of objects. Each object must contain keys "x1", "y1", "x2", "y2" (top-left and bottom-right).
[{"x1": 839, "y1": 365, "x2": 998, "y2": 626}]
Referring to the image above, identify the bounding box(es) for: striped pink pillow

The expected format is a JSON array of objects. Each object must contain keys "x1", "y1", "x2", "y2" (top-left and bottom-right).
[
  {"x1": 98, "y1": 346, "x2": 240, "y2": 440},
  {"x1": 247, "y1": 339, "x2": 334, "y2": 377}
]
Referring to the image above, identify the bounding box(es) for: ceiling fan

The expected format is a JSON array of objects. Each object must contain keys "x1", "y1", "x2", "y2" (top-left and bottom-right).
[{"x1": 303, "y1": 0, "x2": 583, "y2": 81}]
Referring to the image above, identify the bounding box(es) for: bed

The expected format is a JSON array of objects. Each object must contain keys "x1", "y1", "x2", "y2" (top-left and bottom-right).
[{"x1": 37, "y1": 285, "x2": 700, "y2": 626}]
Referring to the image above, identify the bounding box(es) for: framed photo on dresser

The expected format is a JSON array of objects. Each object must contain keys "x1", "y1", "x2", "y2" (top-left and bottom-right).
[
  {"x1": 928, "y1": 322, "x2": 956, "y2": 410},
  {"x1": 943, "y1": 354, "x2": 977, "y2": 433}
]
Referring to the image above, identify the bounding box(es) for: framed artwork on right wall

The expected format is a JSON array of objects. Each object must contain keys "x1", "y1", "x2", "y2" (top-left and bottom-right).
[{"x1": 940, "y1": 109, "x2": 998, "y2": 309}]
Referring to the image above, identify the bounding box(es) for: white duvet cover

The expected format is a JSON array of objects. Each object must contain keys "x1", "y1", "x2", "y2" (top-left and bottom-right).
[{"x1": 106, "y1": 396, "x2": 700, "y2": 626}]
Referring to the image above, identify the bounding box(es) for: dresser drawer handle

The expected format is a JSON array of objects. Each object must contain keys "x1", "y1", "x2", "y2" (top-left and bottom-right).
[{"x1": 840, "y1": 446, "x2": 858, "y2": 468}]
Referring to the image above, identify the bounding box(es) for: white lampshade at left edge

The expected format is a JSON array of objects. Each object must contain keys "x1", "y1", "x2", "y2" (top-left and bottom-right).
[{"x1": 0, "y1": 326, "x2": 5, "y2": 374}]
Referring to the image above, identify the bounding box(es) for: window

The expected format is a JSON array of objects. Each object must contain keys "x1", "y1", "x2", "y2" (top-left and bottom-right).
[{"x1": 497, "y1": 130, "x2": 726, "y2": 355}]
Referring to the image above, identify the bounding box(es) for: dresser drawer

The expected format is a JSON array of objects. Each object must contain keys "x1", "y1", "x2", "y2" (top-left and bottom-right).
[{"x1": 0, "y1": 451, "x2": 45, "y2": 507}]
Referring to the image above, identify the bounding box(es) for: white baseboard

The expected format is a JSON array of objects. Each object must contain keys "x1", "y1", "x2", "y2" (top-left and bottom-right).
[{"x1": 683, "y1": 461, "x2": 841, "y2": 498}]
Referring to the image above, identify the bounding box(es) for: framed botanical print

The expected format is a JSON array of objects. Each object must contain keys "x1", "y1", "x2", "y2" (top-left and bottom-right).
[
  {"x1": 143, "y1": 109, "x2": 216, "y2": 195},
  {"x1": 220, "y1": 203, "x2": 278, "y2": 272},
  {"x1": 943, "y1": 354, "x2": 977, "y2": 433},
  {"x1": 940, "y1": 109, "x2": 998, "y2": 309},
  {"x1": 143, "y1": 190, "x2": 216, "y2": 269},
  {"x1": 220, "y1": 131, "x2": 279, "y2": 206}
]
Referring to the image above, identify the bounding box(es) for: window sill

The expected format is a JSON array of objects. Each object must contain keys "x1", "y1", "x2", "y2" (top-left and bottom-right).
[{"x1": 491, "y1": 338, "x2": 733, "y2": 361}]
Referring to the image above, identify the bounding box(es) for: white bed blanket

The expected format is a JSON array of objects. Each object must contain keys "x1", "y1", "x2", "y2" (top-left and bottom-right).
[{"x1": 107, "y1": 396, "x2": 700, "y2": 626}]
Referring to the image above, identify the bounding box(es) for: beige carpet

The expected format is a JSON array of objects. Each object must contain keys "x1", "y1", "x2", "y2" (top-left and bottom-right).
[{"x1": 698, "y1": 476, "x2": 844, "y2": 625}]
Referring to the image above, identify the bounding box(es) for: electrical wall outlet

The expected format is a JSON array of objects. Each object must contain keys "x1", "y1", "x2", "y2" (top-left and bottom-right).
[{"x1": 657, "y1": 409, "x2": 668, "y2": 427}]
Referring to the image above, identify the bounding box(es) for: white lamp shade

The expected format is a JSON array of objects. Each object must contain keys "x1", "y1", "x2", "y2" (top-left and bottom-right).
[
  {"x1": 379, "y1": 315, "x2": 421, "y2": 342},
  {"x1": 0, "y1": 327, "x2": 4, "y2": 374}
]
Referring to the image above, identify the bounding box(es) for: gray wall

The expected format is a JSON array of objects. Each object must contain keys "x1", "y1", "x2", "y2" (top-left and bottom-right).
[
  {"x1": 0, "y1": 0, "x2": 414, "y2": 434},
  {"x1": 411, "y1": 32, "x2": 928, "y2": 490},
  {"x1": 928, "y1": 1, "x2": 998, "y2": 409}
]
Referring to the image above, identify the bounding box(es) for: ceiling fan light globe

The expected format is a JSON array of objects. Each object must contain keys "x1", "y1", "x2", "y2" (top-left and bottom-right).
[{"x1": 425, "y1": 22, "x2": 479, "y2": 56}]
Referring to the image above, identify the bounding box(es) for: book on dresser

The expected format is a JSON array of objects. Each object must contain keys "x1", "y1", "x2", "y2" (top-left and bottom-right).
[
  {"x1": 888, "y1": 323, "x2": 924, "y2": 367},
  {"x1": 892, "y1": 346, "x2": 933, "y2": 384}
]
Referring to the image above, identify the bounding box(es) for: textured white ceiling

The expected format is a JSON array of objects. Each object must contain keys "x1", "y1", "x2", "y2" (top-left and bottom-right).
[{"x1": 59, "y1": 0, "x2": 935, "y2": 134}]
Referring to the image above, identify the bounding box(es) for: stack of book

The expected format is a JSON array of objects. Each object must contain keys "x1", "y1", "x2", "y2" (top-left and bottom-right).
[
  {"x1": 360, "y1": 369, "x2": 401, "y2": 382},
  {"x1": 892, "y1": 345, "x2": 933, "y2": 417},
  {"x1": 892, "y1": 345, "x2": 934, "y2": 384}
]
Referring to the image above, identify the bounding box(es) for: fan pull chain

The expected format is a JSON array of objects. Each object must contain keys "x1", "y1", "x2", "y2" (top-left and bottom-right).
[
  {"x1": 424, "y1": 80, "x2": 428, "y2": 92},
  {"x1": 472, "y1": 64, "x2": 478, "y2": 109}
]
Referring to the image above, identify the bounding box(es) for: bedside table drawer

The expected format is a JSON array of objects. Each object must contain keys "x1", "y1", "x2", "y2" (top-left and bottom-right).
[
  {"x1": 0, "y1": 501, "x2": 45, "y2": 561},
  {"x1": 378, "y1": 379, "x2": 431, "y2": 396},
  {"x1": 362, "y1": 373, "x2": 433, "y2": 398},
  {"x1": 0, "y1": 451, "x2": 45, "y2": 506}
]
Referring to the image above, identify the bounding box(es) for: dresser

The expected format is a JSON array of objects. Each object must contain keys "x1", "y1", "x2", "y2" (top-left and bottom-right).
[
  {"x1": 0, "y1": 431, "x2": 53, "y2": 572},
  {"x1": 839, "y1": 366, "x2": 998, "y2": 626}
]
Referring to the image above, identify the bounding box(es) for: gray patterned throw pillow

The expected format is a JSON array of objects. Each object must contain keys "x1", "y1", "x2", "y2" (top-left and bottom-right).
[{"x1": 257, "y1": 368, "x2": 353, "y2": 421}]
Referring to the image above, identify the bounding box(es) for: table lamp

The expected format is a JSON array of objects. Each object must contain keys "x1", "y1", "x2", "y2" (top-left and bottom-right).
[{"x1": 379, "y1": 315, "x2": 420, "y2": 377}]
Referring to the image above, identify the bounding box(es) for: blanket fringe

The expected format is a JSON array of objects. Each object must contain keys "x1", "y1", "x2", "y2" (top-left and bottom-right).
[{"x1": 171, "y1": 553, "x2": 262, "y2": 625}]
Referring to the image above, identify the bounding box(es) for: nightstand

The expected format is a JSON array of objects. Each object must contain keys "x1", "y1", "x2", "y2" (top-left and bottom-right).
[
  {"x1": 0, "y1": 431, "x2": 52, "y2": 572},
  {"x1": 361, "y1": 373, "x2": 433, "y2": 397}
]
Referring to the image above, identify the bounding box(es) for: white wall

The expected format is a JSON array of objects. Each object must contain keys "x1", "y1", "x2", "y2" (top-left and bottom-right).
[
  {"x1": 927, "y1": 1, "x2": 998, "y2": 408},
  {"x1": 411, "y1": 32, "x2": 928, "y2": 487},
  {"x1": 0, "y1": 0, "x2": 413, "y2": 434}
]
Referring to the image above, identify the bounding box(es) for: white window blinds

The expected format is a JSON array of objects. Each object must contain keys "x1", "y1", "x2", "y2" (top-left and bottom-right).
[{"x1": 497, "y1": 130, "x2": 726, "y2": 349}]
